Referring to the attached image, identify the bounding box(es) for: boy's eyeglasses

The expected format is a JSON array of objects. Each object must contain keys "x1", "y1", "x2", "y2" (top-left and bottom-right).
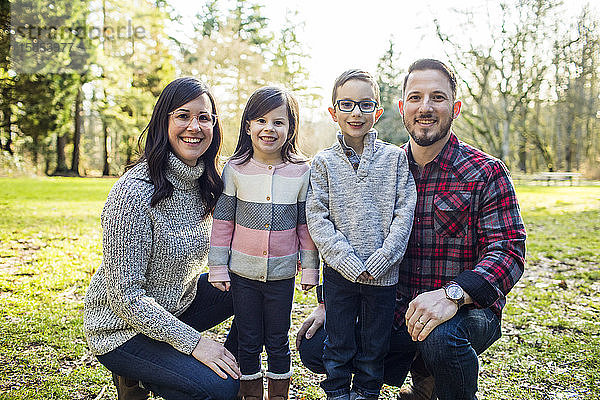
[
  {"x1": 169, "y1": 111, "x2": 218, "y2": 128},
  {"x1": 335, "y1": 100, "x2": 378, "y2": 113}
]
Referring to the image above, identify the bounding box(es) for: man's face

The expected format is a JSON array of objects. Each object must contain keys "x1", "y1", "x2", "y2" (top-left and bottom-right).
[{"x1": 399, "y1": 69, "x2": 460, "y2": 147}]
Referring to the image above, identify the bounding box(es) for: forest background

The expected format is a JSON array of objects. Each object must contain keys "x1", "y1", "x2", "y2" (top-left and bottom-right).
[
  {"x1": 1, "y1": 1, "x2": 599, "y2": 399},
  {"x1": 0, "y1": 0, "x2": 599, "y2": 177}
]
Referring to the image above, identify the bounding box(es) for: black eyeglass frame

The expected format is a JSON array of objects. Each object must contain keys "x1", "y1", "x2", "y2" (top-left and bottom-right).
[{"x1": 334, "y1": 99, "x2": 378, "y2": 113}]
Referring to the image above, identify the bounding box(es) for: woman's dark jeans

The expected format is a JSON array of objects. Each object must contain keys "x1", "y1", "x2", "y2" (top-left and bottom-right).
[
  {"x1": 230, "y1": 273, "x2": 294, "y2": 377},
  {"x1": 299, "y1": 305, "x2": 502, "y2": 400},
  {"x1": 97, "y1": 273, "x2": 239, "y2": 400},
  {"x1": 321, "y1": 267, "x2": 397, "y2": 398}
]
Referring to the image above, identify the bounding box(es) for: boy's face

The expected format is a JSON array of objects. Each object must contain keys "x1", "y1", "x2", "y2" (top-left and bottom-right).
[{"x1": 328, "y1": 79, "x2": 383, "y2": 142}]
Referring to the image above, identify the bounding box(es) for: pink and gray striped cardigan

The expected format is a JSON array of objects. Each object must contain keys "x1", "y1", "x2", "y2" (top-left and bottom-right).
[{"x1": 208, "y1": 158, "x2": 319, "y2": 285}]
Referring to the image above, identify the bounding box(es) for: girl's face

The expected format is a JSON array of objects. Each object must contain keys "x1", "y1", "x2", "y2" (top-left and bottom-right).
[
  {"x1": 247, "y1": 104, "x2": 289, "y2": 165},
  {"x1": 168, "y1": 94, "x2": 214, "y2": 167}
]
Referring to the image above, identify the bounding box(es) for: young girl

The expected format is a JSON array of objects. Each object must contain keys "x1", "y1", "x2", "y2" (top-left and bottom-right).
[{"x1": 208, "y1": 87, "x2": 319, "y2": 400}]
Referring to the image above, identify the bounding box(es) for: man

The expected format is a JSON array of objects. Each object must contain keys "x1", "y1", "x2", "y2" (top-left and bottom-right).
[{"x1": 297, "y1": 59, "x2": 526, "y2": 400}]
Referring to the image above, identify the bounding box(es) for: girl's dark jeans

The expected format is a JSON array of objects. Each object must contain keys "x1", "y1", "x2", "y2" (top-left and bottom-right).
[{"x1": 230, "y1": 272, "x2": 295, "y2": 378}]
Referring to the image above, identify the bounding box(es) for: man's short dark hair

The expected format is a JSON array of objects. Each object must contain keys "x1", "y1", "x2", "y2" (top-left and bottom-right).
[{"x1": 403, "y1": 59, "x2": 457, "y2": 99}]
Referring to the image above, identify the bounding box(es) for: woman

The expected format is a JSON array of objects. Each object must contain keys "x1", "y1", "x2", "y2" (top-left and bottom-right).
[{"x1": 84, "y1": 77, "x2": 240, "y2": 400}]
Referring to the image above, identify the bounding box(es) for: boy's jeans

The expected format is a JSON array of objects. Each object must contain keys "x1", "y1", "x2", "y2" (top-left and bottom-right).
[
  {"x1": 230, "y1": 273, "x2": 295, "y2": 378},
  {"x1": 299, "y1": 304, "x2": 501, "y2": 400},
  {"x1": 97, "y1": 273, "x2": 239, "y2": 400},
  {"x1": 321, "y1": 267, "x2": 396, "y2": 398}
]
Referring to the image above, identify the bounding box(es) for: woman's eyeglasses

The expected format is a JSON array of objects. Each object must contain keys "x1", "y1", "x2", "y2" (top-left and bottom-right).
[{"x1": 169, "y1": 111, "x2": 218, "y2": 128}]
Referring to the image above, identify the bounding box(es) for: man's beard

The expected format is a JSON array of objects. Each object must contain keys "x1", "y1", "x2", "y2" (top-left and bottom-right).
[{"x1": 404, "y1": 113, "x2": 453, "y2": 147}]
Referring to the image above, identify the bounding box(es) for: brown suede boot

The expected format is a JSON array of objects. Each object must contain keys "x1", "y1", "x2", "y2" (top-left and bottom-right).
[
  {"x1": 397, "y1": 371, "x2": 436, "y2": 400},
  {"x1": 239, "y1": 378, "x2": 264, "y2": 400},
  {"x1": 397, "y1": 355, "x2": 436, "y2": 400},
  {"x1": 111, "y1": 372, "x2": 150, "y2": 400},
  {"x1": 267, "y1": 377, "x2": 290, "y2": 400}
]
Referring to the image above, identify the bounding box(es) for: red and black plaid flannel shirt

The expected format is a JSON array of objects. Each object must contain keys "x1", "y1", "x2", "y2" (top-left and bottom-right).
[{"x1": 394, "y1": 133, "x2": 526, "y2": 327}]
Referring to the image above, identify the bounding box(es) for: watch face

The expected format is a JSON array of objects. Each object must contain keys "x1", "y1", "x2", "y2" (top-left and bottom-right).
[{"x1": 447, "y1": 284, "x2": 463, "y2": 300}]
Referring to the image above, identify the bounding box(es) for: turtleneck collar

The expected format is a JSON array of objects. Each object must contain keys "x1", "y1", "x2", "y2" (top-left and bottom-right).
[{"x1": 165, "y1": 153, "x2": 205, "y2": 190}]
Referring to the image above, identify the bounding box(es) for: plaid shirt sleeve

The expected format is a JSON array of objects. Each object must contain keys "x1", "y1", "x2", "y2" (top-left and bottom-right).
[{"x1": 453, "y1": 160, "x2": 526, "y2": 308}]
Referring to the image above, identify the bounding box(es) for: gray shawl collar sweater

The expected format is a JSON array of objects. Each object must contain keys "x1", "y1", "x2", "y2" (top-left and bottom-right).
[{"x1": 306, "y1": 130, "x2": 417, "y2": 286}]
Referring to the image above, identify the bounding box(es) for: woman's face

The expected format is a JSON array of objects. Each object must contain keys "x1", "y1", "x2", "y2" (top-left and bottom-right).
[{"x1": 168, "y1": 94, "x2": 214, "y2": 167}]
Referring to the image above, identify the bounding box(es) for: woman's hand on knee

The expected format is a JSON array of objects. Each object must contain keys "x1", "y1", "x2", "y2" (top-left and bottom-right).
[
  {"x1": 192, "y1": 336, "x2": 240, "y2": 380},
  {"x1": 211, "y1": 281, "x2": 230, "y2": 291}
]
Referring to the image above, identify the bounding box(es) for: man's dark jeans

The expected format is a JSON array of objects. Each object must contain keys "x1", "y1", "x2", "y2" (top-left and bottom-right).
[
  {"x1": 321, "y1": 267, "x2": 397, "y2": 398},
  {"x1": 230, "y1": 273, "x2": 295, "y2": 377},
  {"x1": 300, "y1": 305, "x2": 501, "y2": 400},
  {"x1": 97, "y1": 273, "x2": 239, "y2": 400}
]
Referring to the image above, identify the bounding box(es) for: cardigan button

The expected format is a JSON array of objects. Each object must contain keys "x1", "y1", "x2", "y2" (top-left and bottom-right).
[
  {"x1": 263, "y1": 251, "x2": 267, "y2": 255},
  {"x1": 266, "y1": 196, "x2": 270, "y2": 201},
  {"x1": 268, "y1": 165, "x2": 273, "y2": 169}
]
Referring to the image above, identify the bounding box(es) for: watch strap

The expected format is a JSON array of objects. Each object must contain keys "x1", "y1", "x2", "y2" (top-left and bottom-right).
[{"x1": 444, "y1": 282, "x2": 465, "y2": 308}]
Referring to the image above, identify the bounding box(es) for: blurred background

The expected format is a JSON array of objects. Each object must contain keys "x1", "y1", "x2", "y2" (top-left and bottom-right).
[{"x1": 0, "y1": 0, "x2": 598, "y2": 178}]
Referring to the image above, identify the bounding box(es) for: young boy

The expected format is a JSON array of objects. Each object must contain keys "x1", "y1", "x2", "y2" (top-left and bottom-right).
[{"x1": 306, "y1": 69, "x2": 417, "y2": 400}]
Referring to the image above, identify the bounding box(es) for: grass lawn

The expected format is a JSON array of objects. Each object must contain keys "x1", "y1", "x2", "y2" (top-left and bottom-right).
[{"x1": 0, "y1": 177, "x2": 598, "y2": 399}]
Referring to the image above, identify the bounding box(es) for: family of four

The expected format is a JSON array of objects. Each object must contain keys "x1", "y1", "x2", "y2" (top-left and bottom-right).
[{"x1": 83, "y1": 58, "x2": 526, "y2": 400}]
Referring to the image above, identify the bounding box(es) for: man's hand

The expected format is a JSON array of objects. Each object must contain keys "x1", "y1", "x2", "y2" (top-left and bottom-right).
[
  {"x1": 211, "y1": 281, "x2": 230, "y2": 292},
  {"x1": 295, "y1": 303, "x2": 325, "y2": 350},
  {"x1": 192, "y1": 336, "x2": 240, "y2": 379},
  {"x1": 405, "y1": 288, "x2": 459, "y2": 341}
]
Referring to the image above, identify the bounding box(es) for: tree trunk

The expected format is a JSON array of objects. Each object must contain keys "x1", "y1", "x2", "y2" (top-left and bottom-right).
[
  {"x1": 1, "y1": 107, "x2": 13, "y2": 154},
  {"x1": 518, "y1": 142, "x2": 526, "y2": 172},
  {"x1": 102, "y1": 118, "x2": 110, "y2": 176},
  {"x1": 55, "y1": 134, "x2": 69, "y2": 174},
  {"x1": 518, "y1": 105, "x2": 528, "y2": 173},
  {"x1": 502, "y1": 119, "x2": 510, "y2": 165},
  {"x1": 70, "y1": 86, "x2": 83, "y2": 176},
  {"x1": 565, "y1": 138, "x2": 573, "y2": 172}
]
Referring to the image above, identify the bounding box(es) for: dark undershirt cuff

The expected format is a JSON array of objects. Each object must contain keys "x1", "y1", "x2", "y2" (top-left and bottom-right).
[
  {"x1": 316, "y1": 284, "x2": 324, "y2": 304},
  {"x1": 453, "y1": 270, "x2": 499, "y2": 308}
]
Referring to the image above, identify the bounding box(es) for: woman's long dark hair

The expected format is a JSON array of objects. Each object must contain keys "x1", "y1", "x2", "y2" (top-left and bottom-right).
[
  {"x1": 230, "y1": 86, "x2": 305, "y2": 164},
  {"x1": 136, "y1": 77, "x2": 224, "y2": 214}
]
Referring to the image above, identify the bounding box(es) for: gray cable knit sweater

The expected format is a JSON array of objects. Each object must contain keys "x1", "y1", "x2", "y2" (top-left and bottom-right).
[
  {"x1": 84, "y1": 153, "x2": 211, "y2": 356},
  {"x1": 306, "y1": 130, "x2": 417, "y2": 286}
]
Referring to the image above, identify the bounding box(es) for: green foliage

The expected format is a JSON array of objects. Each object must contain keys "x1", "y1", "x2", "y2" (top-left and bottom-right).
[
  {"x1": 183, "y1": 0, "x2": 320, "y2": 155},
  {"x1": 375, "y1": 39, "x2": 408, "y2": 145},
  {"x1": 1, "y1": 179, "x2": 599, "y2": 399},
  {"x1": 1, "y1": 0, "x2": 175, "y2": 175}
]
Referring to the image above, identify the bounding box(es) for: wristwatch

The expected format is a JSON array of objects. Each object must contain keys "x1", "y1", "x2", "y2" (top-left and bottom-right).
[{"x1": 443, "y1": 282, "x2": 465, "y2": 308}]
